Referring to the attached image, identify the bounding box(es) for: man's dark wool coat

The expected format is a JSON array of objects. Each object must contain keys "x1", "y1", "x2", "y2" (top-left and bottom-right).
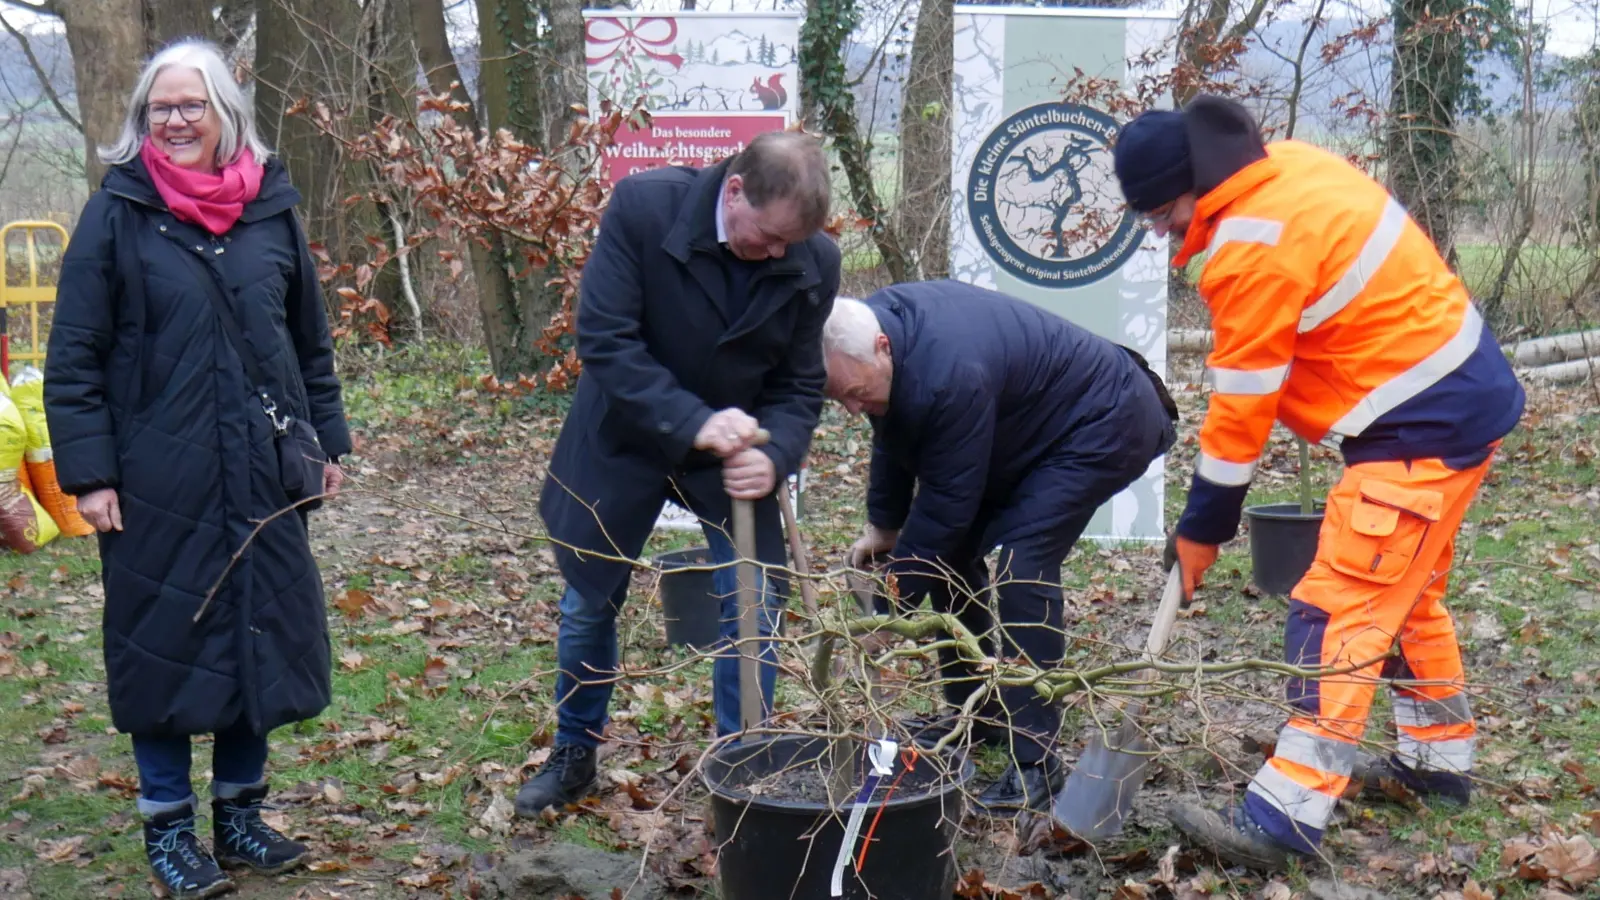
[
  {"x1": 44, "y1": 154, "x2": 352, "y2": 738},
  {"x1": 540, "y1": 157, "x2": 842, "y2": 603}
]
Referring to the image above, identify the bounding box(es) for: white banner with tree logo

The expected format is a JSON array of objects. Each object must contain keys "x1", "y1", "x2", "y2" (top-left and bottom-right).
[{"x1": 951, "y1": 6, "x2": 1178, "y2": 543}]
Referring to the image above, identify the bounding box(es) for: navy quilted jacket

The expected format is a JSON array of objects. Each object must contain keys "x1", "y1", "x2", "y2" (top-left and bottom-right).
[
  {"x1": 863, "y1": 280, "x2": 1176, "y2": 561},
  {"x1": 43, "y1": 155, "x2": 351, "y2": 738}
]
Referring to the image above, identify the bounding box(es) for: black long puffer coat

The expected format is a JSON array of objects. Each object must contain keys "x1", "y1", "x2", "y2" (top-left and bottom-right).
[{"x1": 43, "y1": 154, "x2": 352, "y2": 738}]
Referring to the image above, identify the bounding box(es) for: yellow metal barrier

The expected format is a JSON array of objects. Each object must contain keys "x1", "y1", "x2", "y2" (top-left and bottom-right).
[{"x1": 0, "y1": 220, "x2": 69, "y2": 377}]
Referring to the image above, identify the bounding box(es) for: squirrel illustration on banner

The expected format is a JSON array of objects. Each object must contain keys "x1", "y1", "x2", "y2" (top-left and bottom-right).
[{"x1": 749, "y1": 74, "x2": 786, "y2": 110}]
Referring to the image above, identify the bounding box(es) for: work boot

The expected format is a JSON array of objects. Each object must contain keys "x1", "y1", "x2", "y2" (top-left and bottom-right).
[
  {"x1": 143, "y1": 801, "x2": 235, "y2": 899},
  {"x1": 1167, "y1": 801, "x2": 1307, "y2": 872},
  {"x1": 974, "y1": 755, "x2": 1065, "y2": 815},
  {"x1": 212, "y1": 783, "x2": 309, "y2": 875},
  {"x1": 1348, "y1": 752, "x2": 1471, "y2": 807},
  {"x1": 515, "y1": 742, "x2": 598, "y2": 817}
]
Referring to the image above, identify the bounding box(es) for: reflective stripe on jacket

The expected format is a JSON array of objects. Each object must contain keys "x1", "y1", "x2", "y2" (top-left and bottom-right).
[{"x1": 1174, "y1": 140, "x2": 1524, "y2": 544}]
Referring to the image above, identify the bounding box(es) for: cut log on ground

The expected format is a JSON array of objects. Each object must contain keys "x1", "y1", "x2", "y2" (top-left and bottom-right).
[
  {"x1": 1167, "y1": 327, "x2": 1600, "y2": 367},
  {"x1": 1516, "y1": 356, "x2": 1600, "y2": 385}
]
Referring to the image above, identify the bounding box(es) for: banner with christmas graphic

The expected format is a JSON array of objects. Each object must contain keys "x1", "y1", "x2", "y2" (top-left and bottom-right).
[
  {"x1": 584, "y1": 11, "x2": 803, "y2": 529},
  {"x1": 585, "y1": 11, "x2": 800, "y2": 188},
  {"x1": 951, "y1": 6, "x2": 1179, "y2": 543}
]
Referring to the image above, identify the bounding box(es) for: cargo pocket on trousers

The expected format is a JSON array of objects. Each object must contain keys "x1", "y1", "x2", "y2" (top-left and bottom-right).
[{"x1": 1327, "y1": 479, "x2": 1443, "y2": 585}]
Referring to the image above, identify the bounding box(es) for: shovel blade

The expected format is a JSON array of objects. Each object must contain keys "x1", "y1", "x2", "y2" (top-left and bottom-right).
[{"x1": 1052, "y1": 732, "x2": 1154, "y2": 841}]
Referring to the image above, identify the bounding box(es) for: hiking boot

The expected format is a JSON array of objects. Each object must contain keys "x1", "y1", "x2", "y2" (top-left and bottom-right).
[
  {"x1": 974, "y1": 755, "x2": 1065, "y2": 816},
  {"x1": 212, "y1": 784, "x2": 309, "y2": 875},
  {"x1": 1168, "y1": 801, "x2": 1306, "y2": 872},
  {"x1": 143, "y1": 802, "x2": 235, "y2": 899},
  {"x1": 1348, "y1": 752, "x2": 1471, "y2": 807},
  {"x1": 515, "y1": 742, "x2": 598, "y2": 817}
]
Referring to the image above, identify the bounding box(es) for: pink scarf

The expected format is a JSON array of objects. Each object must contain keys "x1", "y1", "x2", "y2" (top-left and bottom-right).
[{"x1": 140, "y1": 136, "x2": 265, "y2": 235}]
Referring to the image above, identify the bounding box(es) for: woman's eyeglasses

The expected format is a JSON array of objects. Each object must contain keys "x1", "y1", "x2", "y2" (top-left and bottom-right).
[{"x1": 147, "y1": 100, "x2": 209, "y2": 125}]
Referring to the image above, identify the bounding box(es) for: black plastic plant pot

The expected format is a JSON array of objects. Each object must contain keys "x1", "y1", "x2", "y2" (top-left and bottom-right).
[
  {"x1": 703, "y1": 735, "x2": 974, "y2": 900},
  {"x1": 1244, "y1": 502, "x2": 1327, "y2": 596},
  {"x1": 655, "y1": 547, "x2": 722, "y2": 649}
]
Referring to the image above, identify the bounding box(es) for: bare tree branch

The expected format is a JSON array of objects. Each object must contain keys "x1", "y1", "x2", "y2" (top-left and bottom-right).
[
  {"x1": 0, "y1": 9, "x2": 83, "y2": 132},
  {"x1": 0, "y1": 111, "x2": 32, "y2": 187}
]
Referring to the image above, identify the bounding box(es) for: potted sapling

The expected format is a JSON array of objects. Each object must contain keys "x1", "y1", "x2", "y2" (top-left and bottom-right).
[
  {"x1": 1243, "y1": 435, "x2": 1326, "y2": 595},
  {"x1": 698, "y1": 578, "x2": 976, "y2": 900}
]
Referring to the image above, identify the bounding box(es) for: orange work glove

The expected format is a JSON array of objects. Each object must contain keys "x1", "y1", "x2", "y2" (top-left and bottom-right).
[{"x1": 1163, "y1": 532, "x2": 1219, "y2": 601}]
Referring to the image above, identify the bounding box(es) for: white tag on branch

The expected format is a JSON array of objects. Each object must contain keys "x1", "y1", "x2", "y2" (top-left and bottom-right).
[{"x1": 830, "y1": 739, "x2": 899, "y2": 896}]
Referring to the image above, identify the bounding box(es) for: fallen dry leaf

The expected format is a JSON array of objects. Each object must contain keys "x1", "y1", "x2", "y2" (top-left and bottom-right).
[
  {"x1": 335, "y1": 588, "x2": 375, "y2": 618},
  {"x1": 423, "y1": 656, "x2": 450, "y2": 688},
  {"x1": 1261, "y1": 881, "x2": 1292, "y2": 900},
  {"x1": 1435, "y1": 880, "x2": 1494, "y2": 900},
  {"x1": 306, "y1": 859, "x2": 349, "y2": 873},
  {"x1": 479, "y1": 791, "x2": 515, "y2": 834},
  {"x1": 1153, "y1": 844, "x2": 1179, "y2": 888},
  {"x1": 11, "y1": 774, "x2": 45, "y2": 802},
  {"x1": 1111, "y1": 881, "x2": 1151, "y2": 900},
  {"x1": 1535, "y1": 834, "x2": 1599, "y2": 888},
  {"x1": 339, "y1": 650, "x2": 367, "y2": 671},
  {"x1": 396, "y1": 871, "x2": 450, "y2": 888},
  {"x1": 33, "y1": 835, "x2": 86, "y2": 863}
]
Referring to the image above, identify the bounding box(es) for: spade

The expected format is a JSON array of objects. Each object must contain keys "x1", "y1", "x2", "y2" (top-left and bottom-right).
[{"x1": 1053, "y1": 564, "x2": 1186, "y2": 840}]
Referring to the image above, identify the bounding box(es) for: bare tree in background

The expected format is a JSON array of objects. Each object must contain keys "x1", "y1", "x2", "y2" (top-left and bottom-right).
[
  {"x1": 1386, "y1": 0, "x2": 1472, "y2": 263},
  {"x1": 894, "y1": 0, "x2": 951, "y2": 280},
  {"x1": 3, "y1": 0, "x2": 260, "y2": 190}
]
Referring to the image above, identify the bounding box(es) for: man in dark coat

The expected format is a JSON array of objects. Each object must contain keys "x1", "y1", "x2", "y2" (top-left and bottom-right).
[
  {"x1": 823, "y1": 281, "x2": 1178, "y2": 814},
  {"x1": 519, "y1": 131, "x2": 841, "y2": 816}
]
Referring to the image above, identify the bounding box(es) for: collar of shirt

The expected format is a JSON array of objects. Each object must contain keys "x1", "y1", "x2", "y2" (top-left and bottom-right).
[{"x1": 714, "y1": 176, "x2": 728, "y2": 245}]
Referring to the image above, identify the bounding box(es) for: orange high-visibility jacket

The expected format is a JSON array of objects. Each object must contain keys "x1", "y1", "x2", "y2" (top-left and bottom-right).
[{"x1": 1173, "y1": 140, "x2": 1523, "y2": 544}]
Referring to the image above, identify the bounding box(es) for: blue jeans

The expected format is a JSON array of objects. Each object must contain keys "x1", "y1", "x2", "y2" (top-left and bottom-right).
[
  {"x1": 132, "y1": 720, "x2": 269, "y2": 815},
  {"x1": 555, "y1": 524, "x2": 784, "y2": 746}
]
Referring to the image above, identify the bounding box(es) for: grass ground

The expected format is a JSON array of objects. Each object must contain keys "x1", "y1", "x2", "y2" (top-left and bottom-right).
[{"x1": 1, "y1": 343, "x2": 1596, "y2": 899}]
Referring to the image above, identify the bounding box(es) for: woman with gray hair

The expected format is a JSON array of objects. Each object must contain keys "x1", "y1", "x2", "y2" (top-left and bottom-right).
[{"x1": 44, "y1": 38, "x2": 349, "y2": 899}]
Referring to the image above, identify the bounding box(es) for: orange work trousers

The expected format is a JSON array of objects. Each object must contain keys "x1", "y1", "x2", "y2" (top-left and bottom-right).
[{"x1": 1243, "y1": 451, "x2": 1493, "y2": 852}]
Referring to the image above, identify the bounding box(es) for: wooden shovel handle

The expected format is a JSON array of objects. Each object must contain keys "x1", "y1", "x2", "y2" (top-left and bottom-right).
[
  {"x1": 777, "y1": 487, "x2": 820, "y2": 618},
  {"x1": 729, "y1": 425, "x2": 772, "y2": 733},
  {"x1": 1144, "y1": 566, "x2": 1186, "y2": 663}
]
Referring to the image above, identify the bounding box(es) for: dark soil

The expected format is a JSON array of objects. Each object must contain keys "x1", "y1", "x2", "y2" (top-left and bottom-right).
[{"x1": 726, "y1": 746, "x2": 964, "y2": 806}]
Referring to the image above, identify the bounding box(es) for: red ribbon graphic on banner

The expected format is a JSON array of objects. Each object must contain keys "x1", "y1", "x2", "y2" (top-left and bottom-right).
[{"x1": 585, "y1": 16, "x2": 685, "y2": 69}]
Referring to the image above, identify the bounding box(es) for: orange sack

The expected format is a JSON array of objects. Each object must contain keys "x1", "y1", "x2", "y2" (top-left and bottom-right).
[
  {"x1": 0, "y1": 391, "x2": 59, "y2": 552},
  {"x1": 9, "y1": 367, "x2": 94, "y2": 537}
]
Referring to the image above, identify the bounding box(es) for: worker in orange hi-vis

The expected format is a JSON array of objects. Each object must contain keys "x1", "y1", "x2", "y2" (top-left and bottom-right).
[{"x1": 1110, "y1": 94, "x2": 1526, "y2": 872}]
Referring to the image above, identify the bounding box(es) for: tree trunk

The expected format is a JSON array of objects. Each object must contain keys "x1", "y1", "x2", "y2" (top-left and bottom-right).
[
  {"x1": 544, "y1": 0, "x2": 587, "y2": 148},
  {"x1": 411, "y1": 0, "x2": 531, "y2": 376},
  {"x1": 1172, "y1": 0, "x2": 1270, "y2": 105},
  {"x1": 57, "y1": 0, "x2": 145, "y2": 191},
  {"x1": 474, "y1": 0, "x2": 544, "y2": 143},
  {"x1": 462, "y1": 0, "x2": 584, "y2": 376},
  {"x1": 254, "y1": 0, "x2": 348, "y2": 240},
  {"x1": 1386, "y1": 0, "x2": 1467, "y2": 263},
  {"x1": 144, "y1": 0, "x2": 222, "y2": 50},
  {"x1": 800, "y1": 0, "x2": 909, "y2": 282},
  {"x1": 360, "y1": 0, "x2": 413, "y2": 332},
  {"x1": 411, "y1": 0, "x2": 476, "y2": 110},
  {"x1": 255, "y1": 0, "x2": 371, "y2": 319},
  {"x1": 896, "y1": 0, "x2": 952, "y2": 280}
]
